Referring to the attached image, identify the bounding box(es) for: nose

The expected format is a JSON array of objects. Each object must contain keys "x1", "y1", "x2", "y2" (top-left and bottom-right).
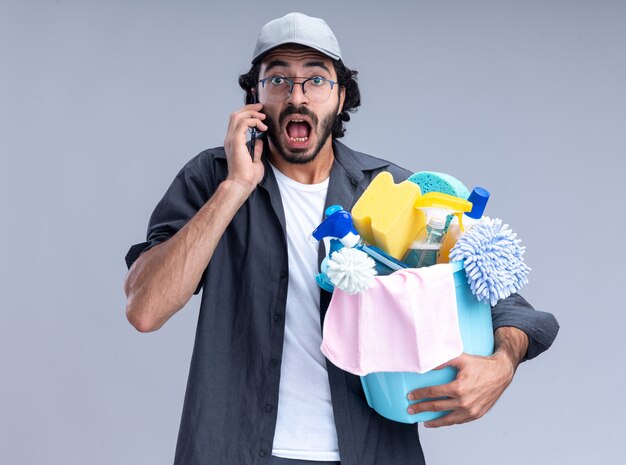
[{"x1": 286, "y1": 81, "x2": 309, "y2": 105}]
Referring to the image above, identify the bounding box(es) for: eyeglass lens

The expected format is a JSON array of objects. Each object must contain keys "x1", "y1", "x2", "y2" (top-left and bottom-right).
[{"x1": 261, "y1": 78, "x2": 333, "y2": 103}]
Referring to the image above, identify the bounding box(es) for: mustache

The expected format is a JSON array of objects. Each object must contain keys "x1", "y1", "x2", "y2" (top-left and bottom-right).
[{"x1": 279, "y1": 106, "x2": 318, "y2": 126}]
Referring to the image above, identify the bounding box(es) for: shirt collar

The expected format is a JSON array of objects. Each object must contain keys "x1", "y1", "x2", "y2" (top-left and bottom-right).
[
  {"x1": 331, "y1": 139, "x2": 390, "y2": 185},
  {"x1": 216, "y1": 137, "x2": 392, "y2": 234}
]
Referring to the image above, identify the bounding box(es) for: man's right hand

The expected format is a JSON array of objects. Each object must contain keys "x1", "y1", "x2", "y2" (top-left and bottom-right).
[
  {"x1": 125, "y1": 104, "x2": 269, "y2": 333},
  {"x1": 224, "y1": 103, "x2": 268, "y2": 194}
]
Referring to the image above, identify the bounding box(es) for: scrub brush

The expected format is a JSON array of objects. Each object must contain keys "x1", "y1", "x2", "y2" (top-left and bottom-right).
[
  {"x1": 449, "y1": 217, "x2": 531, "y2": 306},
  {"x1": 327, "y1": 248, "x2": 377, "y2": 295}
]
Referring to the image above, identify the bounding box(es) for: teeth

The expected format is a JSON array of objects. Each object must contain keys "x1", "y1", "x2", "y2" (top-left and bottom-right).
[{"x1": 289, "y1": 137, "x2": 308, "y2": 142}]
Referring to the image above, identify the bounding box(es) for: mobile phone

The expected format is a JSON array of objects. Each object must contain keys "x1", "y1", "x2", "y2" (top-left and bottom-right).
[{"x1": 249, "y1": 94, "x2": 259, "y2": 159}]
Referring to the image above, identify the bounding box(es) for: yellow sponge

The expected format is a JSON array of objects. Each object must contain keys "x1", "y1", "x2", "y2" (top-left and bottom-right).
[{"x1": 351, "y1": 172, "x2": 425, "y2": 260}]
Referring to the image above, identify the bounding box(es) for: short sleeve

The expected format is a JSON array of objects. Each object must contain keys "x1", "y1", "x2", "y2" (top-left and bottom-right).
[
  {"x1": 125, "y1": 154, "x2": 218, "y2": 293},
  {"x1": 491, "y1": 293, "x2": 560, "y2": 361}
]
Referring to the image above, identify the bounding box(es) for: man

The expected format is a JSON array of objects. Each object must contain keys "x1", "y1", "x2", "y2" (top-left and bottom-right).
[{"x1": 124, "y1": 12, "x2": 559, "y2": 465}]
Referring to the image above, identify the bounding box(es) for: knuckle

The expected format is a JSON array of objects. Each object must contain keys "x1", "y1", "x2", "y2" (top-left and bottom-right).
[
  {"x1": 475, "y1": 408, "x2": 487, "y2": 419},
  {"x1": 467, "y1": 407, "x2": 480, "y2": 419},
  {"x1": 429, "y1": 402, "x2": 441, "y2": 412},
  {"x1": 458, "y1": 399, "x2": 471, "y2": 411},
  {"x1": 418, "y1": 401, "x2": 434, "y2": 412},
  {"x1": 420, "y1": 402, "x2": 433, "y2": 411}
]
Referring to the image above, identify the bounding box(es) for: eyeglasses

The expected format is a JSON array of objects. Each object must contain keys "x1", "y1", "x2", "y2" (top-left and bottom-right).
[{"x1": 258, "y1": 75, "x2": 337, "y2": 103}]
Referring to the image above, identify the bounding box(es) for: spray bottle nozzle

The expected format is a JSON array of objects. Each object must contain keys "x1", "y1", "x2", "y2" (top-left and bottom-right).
[
  {"x1": 324, "y1": 205, "x2": 343, "y2": 217},
  {"x1": 414, "y1": 192, "x2": 473, "y2": 228},
  {"x1": 311, "y1": 205, "x2": 361, "y2": 248}
]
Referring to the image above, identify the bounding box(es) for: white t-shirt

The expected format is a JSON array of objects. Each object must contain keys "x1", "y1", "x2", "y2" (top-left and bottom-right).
[{"x1": 269, "y1": 164, "x2": 340, "y2": 462}]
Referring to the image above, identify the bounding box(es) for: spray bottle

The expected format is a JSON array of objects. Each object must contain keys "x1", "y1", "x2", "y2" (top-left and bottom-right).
[
  {"x1": 402, "y1": 193, "x2": 473, "y2": 268},
  {"x1": 437, "y1": 187, "x2": 490, "y2": 264},
  {"x1": 312, "y1": 205, "x2": 408, "y2": 292}
]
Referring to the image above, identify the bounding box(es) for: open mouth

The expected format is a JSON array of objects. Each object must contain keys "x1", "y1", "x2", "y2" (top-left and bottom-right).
[{"x1": 285, "y1": 119, "x2": 312, "y2": 143}]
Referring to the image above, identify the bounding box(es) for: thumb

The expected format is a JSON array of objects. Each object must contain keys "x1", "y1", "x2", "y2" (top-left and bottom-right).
[
  {"x1": 253, "y1": 137, "x2": 264, "y2": 162},
  {"x1": 433, "y1": 354, "x2": 466, "y2": 370}
]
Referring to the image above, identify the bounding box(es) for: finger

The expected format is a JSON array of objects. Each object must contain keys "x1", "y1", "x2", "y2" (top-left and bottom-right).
[
  {"x1": 252, "y1": 138, "x2": 264, "y2": 161},
  {"x1": 234, "y1": 118, "x2": 268, "y2": 137},
  {"x1": 228, "y1": 114, "x2": 266, "y2": 134},
  {"x1": 227, "y1": 107, "x2": 265, "y2": 131},
  {"x1": 245, "y1": 102, "x2": 263, "y2": 110},
  {"x1": 237, "y1": 110, "x2": 267, "y2": 121},
  {"x1": 423, "y1": 415, "x2": 462, "y2": 428},
  {"x1": 235, "y1": 103, "x2": 263, "y2": 114},
  {"x1": 440, "y1": 354, "x2": 468, "y2": 370},
  {"x1": 225, "y1": 119, "x2": 267, "y2": 159},
  {"x1": 231, "y1": 103, "x2": 264, "y2": 121},
  {"x1": 423, "y1": 394, "x2": 491, "y2": 428},
  {"x1": 407, "y1": 382, "x2": 456, "y2": 402},
  {"x1": 430, "y1": 354, "x2": 466, "y2": 371},
  {"x1": 407, "y1": 397, "x2": 456, "y2": 415},
  {"x1": 423, "y1": 409, "x2": 475, "y2": 428}
]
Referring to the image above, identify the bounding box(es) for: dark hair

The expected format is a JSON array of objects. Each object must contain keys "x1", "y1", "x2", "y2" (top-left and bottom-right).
[{"x1": 238, "y1": 59, "x2": 361, "y2": 139}]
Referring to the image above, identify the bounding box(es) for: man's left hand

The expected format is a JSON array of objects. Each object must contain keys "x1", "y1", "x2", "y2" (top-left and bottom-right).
[{"x1": 406, "y1": 326, "x2": 528, "y2": 428}]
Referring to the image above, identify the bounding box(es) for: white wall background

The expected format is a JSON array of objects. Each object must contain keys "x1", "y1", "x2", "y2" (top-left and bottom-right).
[{"x1": 1, "y1": 1, "x2": 624, "y2": 464}]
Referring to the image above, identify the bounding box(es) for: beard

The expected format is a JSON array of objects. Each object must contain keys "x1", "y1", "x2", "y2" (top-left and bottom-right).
[{"x1": 265, "y1": 101, "x2": 339, "y2": 165}]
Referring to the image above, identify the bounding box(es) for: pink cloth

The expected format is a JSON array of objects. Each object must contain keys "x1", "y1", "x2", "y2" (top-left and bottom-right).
[{"x1": 321, "y1": 264, "x2": 463, "y2": 375}]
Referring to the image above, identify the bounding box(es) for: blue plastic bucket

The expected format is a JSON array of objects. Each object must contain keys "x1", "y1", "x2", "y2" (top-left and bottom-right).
[{"x1": 360, "y1": 261, "x2": 494, "y2": 423}]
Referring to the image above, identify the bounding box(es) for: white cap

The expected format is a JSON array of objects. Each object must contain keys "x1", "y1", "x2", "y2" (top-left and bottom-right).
[{"x1": 252, "y1": 12, "x2": 343, "y2": 64}]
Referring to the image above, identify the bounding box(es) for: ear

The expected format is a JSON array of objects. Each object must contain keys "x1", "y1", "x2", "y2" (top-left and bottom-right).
[{"x1": 338, "y1": 86, "x2": 346, "y2": 115}]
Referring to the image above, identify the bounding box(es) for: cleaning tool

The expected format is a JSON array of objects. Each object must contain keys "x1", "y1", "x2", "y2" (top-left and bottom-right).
[
  {"x1": 413, "y1": 192, "x2": 473, "y2": 225},
  {"x1": 312, "y1": 205, "x2": 408, "y2": 292},
  {"x1": 403, "y1": 217, "x2": 447, "y2": 268},
  {"x1": 407, "y1": 171, "x2": 470, "y2": 199},
  {"x1": 402, "y1": 192, "x2": 472, "y2": 268},
  {"x1": 438, "y1": 187, "x2": 490, "y2": 263},
  {"x1": 449, "y1": 217, "x2": 531, "y2": 306},
  {"x1": 321, "y1": 263, "x2": 462, "y2": 376},
  {"x1": 351, "y1": 172, "x2": 423, "y2": 260},
  {"x1": 326, "y1": 248, "x2": 377, "y2": 295}
]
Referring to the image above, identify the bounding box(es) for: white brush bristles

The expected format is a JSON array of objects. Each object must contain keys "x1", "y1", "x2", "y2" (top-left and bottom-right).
[{"x1": 327, "y1": 248, "x2": 377, "y2": 295}]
